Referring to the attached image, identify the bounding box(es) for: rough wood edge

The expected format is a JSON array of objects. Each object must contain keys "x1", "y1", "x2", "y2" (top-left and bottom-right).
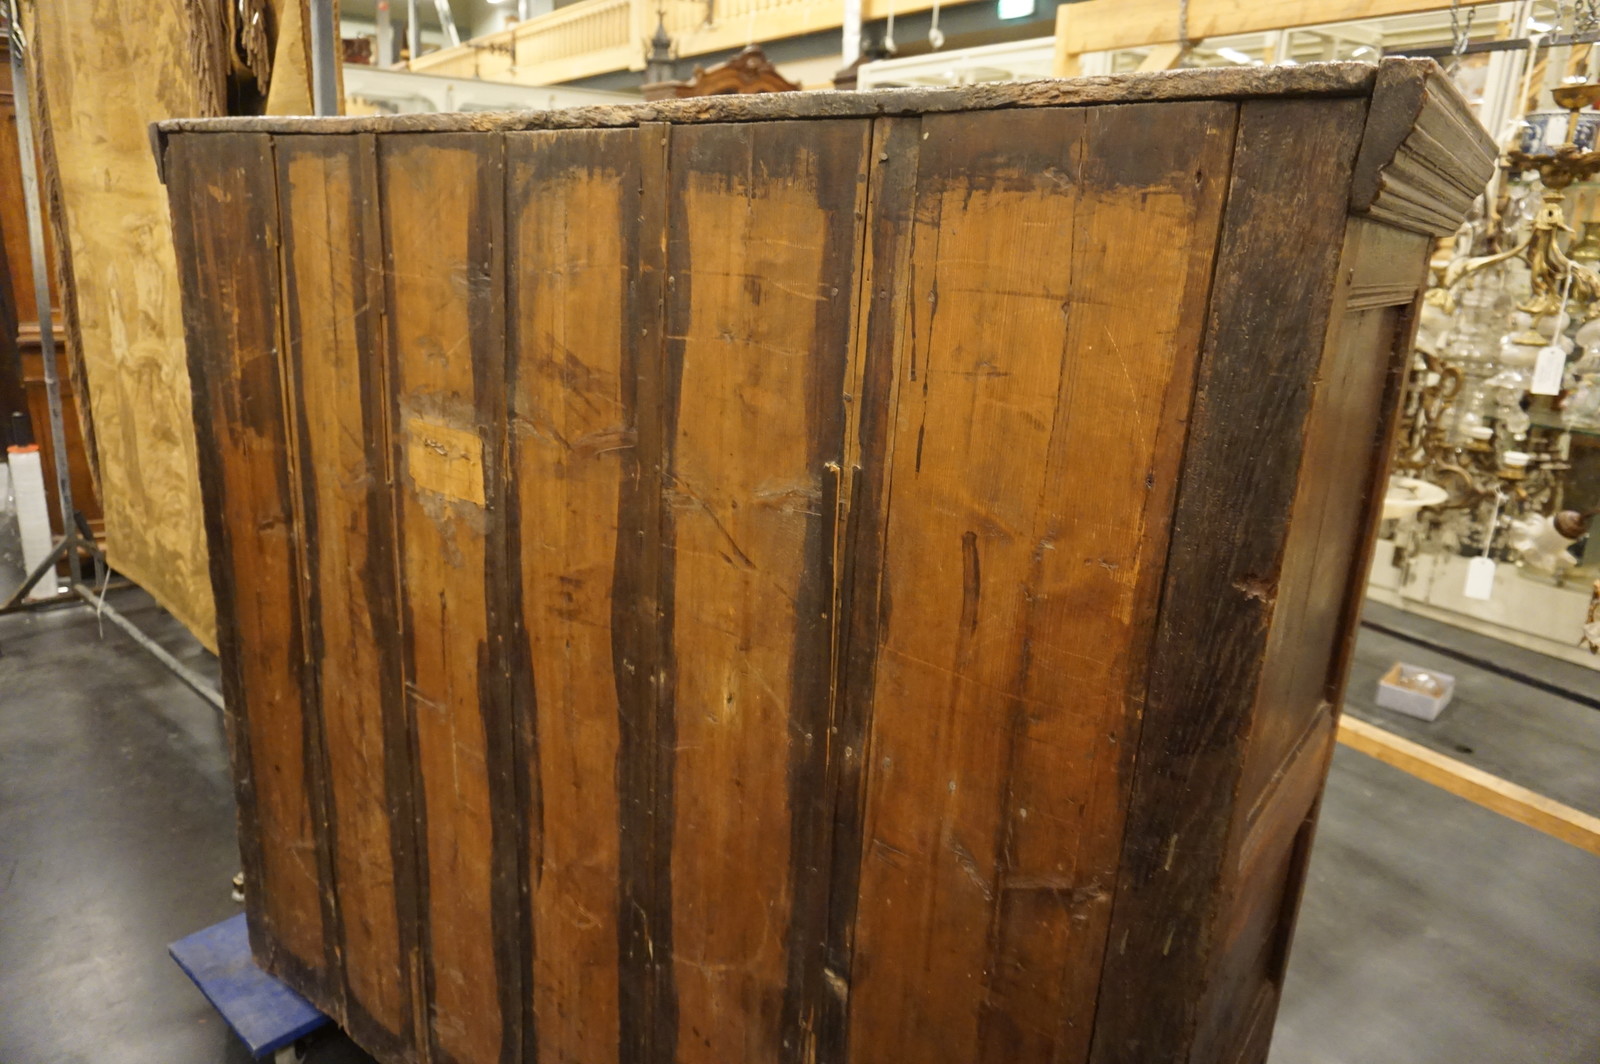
[
  {"x1": 1337, "y1": 715, "x2": 1600, "y2": 859},
  {"x1": 1350, "y1": 58, "x2": 1497, "y2": 237},
  {"x1": 149, "y1": 61, "x2": 1381, "y2": 151}
]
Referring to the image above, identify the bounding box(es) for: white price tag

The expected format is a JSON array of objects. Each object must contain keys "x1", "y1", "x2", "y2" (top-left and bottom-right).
[
  {"x1": 1531, "y1": 345, "x2": 1566, "y2": 395},
  {"x1": 1464, "y1": 556, "x2": 1497, "y2": 600}
]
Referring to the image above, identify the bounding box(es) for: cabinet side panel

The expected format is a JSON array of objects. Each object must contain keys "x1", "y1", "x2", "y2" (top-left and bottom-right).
[
  {"x1": 662, "y1": 118, "x2": 871, "y2": 1064},
  {"x1": 379, "y1": 133, "x2": 518, "y2": 1064},
  {"x1": 506, "y1": 126, "x2": 649, "y2": 1064},
  {"x1": 846, "y1": 100, "x2": 1236, "y2": 1064},
  {"x1": 276, "y1": 133, "x2": 417, "y2": 1059},
  {"x1": 1086, "y1": 97, "x2": 1369, "y2": 1064},
  {"x1": 1200, "y1": 218, "x2": 1428, "y2": 1064},
  {"x1": 166, "y1": 132, "x2": 333, "y2": 1002}
]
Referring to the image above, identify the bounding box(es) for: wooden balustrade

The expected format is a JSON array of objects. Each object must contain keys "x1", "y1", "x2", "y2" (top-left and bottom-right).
[{"x1": 408, "y1": 0, "x2": 969, "y2": 87}]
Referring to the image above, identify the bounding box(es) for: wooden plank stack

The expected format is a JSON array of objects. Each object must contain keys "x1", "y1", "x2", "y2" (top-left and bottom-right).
[{"x1": 157, "y1": 59, "x2": 1494, "y2": 1064}]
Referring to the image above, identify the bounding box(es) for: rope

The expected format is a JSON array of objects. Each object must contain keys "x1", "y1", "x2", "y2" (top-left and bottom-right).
[{"x1": 1449, "y1": 0, "x2": 1477, "y2": 74}]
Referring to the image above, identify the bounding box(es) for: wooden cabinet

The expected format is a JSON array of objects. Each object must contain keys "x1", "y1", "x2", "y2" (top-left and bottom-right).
[{"x1": 158, "y1": 59, "x2": 1493, "y2": 1064}]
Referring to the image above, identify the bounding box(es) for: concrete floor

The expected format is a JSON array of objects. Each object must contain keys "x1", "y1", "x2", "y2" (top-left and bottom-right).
[{"x1": 0, "y1": 588, "x2": 1596, "y2": 1063}]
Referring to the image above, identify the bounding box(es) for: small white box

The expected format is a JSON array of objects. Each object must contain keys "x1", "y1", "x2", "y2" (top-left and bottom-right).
[{"x1": 1375, "y1": 662, "x2": 1455, "y2": 722}]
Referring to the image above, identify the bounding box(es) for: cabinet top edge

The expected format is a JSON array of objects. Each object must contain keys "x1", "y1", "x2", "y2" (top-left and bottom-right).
[{"x1": 153, "y1": 58, "x2": 1395, "y2": 141}]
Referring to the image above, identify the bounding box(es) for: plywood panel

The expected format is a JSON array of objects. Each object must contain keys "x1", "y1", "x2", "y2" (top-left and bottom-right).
[
  {"x1": 25, "y1": 0, "x2": 216, "y2": 643},
  {"x1": 663, "y1": 118, "x2": 870, "y2": 1064}
]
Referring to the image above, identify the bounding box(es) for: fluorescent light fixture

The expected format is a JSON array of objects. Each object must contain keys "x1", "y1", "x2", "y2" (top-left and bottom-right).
[
  {"x1": 997, "y1": 0, "x2": 1035, "y2": 20},
  {"x1": 1351, "y1": 45, "x2": 1374, "y2": 57},
  {"x1": 1528, "y1": 18, "x2": 1553, "y2": 32},
  {"x1": 1216, "y1": 46, "x2": 1252, "y2": 64}
]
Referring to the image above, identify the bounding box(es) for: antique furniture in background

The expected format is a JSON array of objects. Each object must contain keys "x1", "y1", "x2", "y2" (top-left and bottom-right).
[
  {"x1": 158, "y1": 59, "x2": 1492, "y2": 1064},
  {"x1": 642, "y1": 43, "x2": 800, "y2": 100}
]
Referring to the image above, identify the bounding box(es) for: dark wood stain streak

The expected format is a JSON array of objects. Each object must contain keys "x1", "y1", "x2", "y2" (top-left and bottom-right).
[
  {"x1": 353, "y1": 131, "x2": 421, "y2": 1063},
  {"x1": 466, "y1": 135, "x2": 527, "y2": 1064},
  {"x1": 501, "y1": 138, "x2": 543, "y2": 1064},
  {"x1": 613, "y1": 122, "x2": 676, "y2": 1064},
  {"x1": 777, "y1": 119, "x2": 872, "y2": 1064},
  {"x1": 366, "y1": 135, "x2": 432, "y2": 1062},
  {"x1": 375, "y1": 137, "x2": 435, "y2": 1064},
  {"x1": 817, "y1": 114, "x2": 923, "y2": 1064},
  {"x1": 272, "y1": 134, "x2": 350, "y2": 1033},
  {"x1": 1085, "y1": 98, "x2": 1369, "y2": 1064}
]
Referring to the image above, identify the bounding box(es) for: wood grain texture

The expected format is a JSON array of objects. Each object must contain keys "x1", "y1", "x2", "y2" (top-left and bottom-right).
[
  {"x1": 165, "y1": 132, "x2": 331, "y2": 998},
  {"x1": 277, "y1": 134, "x2": 416, "y2": 1060},
  {"x1": 814, "y1": 114, "x2": 921, "y2": 1064},
  {"x1": 846, "y1": 100, "x2": 1237, "y2": 1064},
  {"x1": 505, "y1": 124, "x2": 657, "y2": 1064},
  {"x1": 379, "y1": 133, "x2": 517, "y2": 1064},
  {"x1": 158, "y1": 72, "x2": 1494, "y2": 1064},
  {"x1": 1086, "y1": 98, "x2": 1370, "y2": 1064},
  {"x1": 662, "y1": 118, "x2": 870, "y2": 1064}
]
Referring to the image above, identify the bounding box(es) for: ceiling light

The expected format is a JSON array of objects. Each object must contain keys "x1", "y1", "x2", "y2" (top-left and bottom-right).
[
  {"x1": 1351, "y1": 45, "x2": 1374, "y2": 57},
  {"x1": 1216, "y1": 46, "x2": 1252, "y2": 64}
]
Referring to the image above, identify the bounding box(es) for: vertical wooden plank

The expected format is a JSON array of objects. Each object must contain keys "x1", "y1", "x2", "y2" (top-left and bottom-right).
[
  {"x1": 1194, "y1": 219, "x2": 1429, "y2": 1064},
  {"x1": 816, "y1": 114, "x2": 921, "y2": 1064},
  {"x1": 606, "y1": 121, "x2": 675, "y2": 1064},
  {"x1": 845, "y1": 101, "x2": 1236, "y2": 1064},
  {"x1": 661, "y1": 118, "x2": 870, "y2": 1064},
  {"x1": 505, "y1": 125, "x2": 658, "y2": 1064},
  {"x1": 379, "y1": 132, "x2": 519, "y2": 1064},
  {"x1": 164, "y1": 132, "x2": 332, "y2": 1000},
  {"x1": 276, "y1": 133, "x2": 417, "y2": 1059},
  {"x1": 1086, "y1": 97, "x2": 1370, "y2": 1064}
]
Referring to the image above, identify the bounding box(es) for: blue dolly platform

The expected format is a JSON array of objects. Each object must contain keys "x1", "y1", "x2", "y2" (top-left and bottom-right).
[{"x1": 169, "y1": 913, "x2": 331, "y2": 1061}]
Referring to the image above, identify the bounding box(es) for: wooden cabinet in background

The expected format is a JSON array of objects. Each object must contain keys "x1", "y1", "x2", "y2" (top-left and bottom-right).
[{"x1": 158, "y1": 59, "x2": 1493, "y2": 1064}]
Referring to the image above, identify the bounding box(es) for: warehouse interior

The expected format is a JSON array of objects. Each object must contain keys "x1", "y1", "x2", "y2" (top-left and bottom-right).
[{"x1": 1, "y1": 1, "x2": 1597, "y2": 1063}]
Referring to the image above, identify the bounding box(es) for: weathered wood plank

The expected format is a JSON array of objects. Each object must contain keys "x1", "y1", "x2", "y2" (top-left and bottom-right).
[
  {"x1": 847, "y1": 100, "x2": 1237, "y2": 1064},
  {"x1": 661, "y1": 118, "x2": 870, "y2": 1064},
  {"x1": 816, "y1": 113, "x2": 922, "y2": 1063},
  {"x1": 1192, "y1": 219, "x2": 1429, "y2": 1063},
  {"x1": 379, "y1": 133, "x2": 517, "y2": 1064},
  {"x1": 165, "y1": 132, "x2": 331, "y2": 998},
  {"x1": 151, "y1": 61, "x2": 1381, "y2": 144},
  {"x1": 276, "y1": 133, "x2": 416, "y2": 1059},
  {"x1": 505, "y1": 125, "x2": 650, "y2": 1064},
  {"x1": 608, "y1": 121, "x2": 676, "y2": 1064},
  {"x1": 1086, "y1": 97, "x2": 1370, "y2": 1064}
]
